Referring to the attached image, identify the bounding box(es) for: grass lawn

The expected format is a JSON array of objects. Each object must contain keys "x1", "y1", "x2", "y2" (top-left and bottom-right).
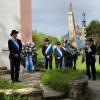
[
  {"x1": 41, "y1": 69, "x2": 83, "y2": 92},
  {"x1": 0, "y1": 80, "x2": 26, "y2": 89}
]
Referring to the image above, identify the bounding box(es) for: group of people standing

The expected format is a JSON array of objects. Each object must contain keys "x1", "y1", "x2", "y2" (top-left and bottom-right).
[
  {"x1": 42, "y1": 37, "x2": 78, "y2": 70},
  {"x1": 8, "y1": 29, "x2": 98, "y2": 83}
]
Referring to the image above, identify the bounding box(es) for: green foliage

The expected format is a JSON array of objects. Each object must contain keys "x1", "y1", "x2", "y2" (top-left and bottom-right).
[
  {"x1": 3, "y1": 94, "x2": 28, "y2": 100},
  {"x1": 0, "y1": 80, "x2": 27, "y2": 100},
  {"x1": 47, "y1": 35, "x2": 59, "y2": 45},
  {"x1": 32, "y1": 31, "x2": 45, "y2": 48},
  {"x1": 32, "y1": 30, "x2": 59, "y2": 48},
  {"x1": 36, "y1": 48, "x2": 44, "y2": 68},
  {"x1": 86, "y1": 20, "x2": 100, "y2": 43},
  {"x1": 86, "y1": 20, "x2": 100, "y2": 54},
  {"x1": 0, "y1": 94, "x2": 28, "y2": 100},
  {"x1": 41, "y1": 69, "x2": 82, "y2": 92},
  {"x1": 86, "y1": 20, "x2": 100, "y2": 36},
  {"x1": 60, "y1": 35, "x2": 64, "y2": 46},
  {"x1": 0, "y1": 80, "x2": 26, "y2": 89}
]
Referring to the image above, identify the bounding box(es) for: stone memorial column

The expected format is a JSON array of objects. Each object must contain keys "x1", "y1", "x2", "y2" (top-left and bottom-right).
[
  {"x1": 20, "y1": 0, "x2": 32, "y2": 43},
  {"x1": 67, "y1": 3, "x2": 77, "y2": 47}
]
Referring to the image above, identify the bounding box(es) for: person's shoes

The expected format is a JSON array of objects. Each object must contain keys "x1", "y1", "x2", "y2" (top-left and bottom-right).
[
  {"x1": 12, "y1": 80, "x2": 15, "y2": 83},
  {"x1": 73, "y1": 67, "x2": 76, "y2": 70},
  {"x1": 15, "y1": 79, "x2": 21, "y2": 82},
  {"x1": 88, "y1": 76, "x2": 91, "y2": 80},
  {"x1": 92, "y1": 78, "x2": 96, "y2": 81}
]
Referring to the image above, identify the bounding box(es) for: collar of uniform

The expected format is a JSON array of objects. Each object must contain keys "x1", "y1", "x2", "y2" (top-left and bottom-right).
[{"x1": 12, "y1": 38, "x2": 17, "y2": 41}]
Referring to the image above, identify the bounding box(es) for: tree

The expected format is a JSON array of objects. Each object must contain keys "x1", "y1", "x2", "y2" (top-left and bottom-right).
[
  {"x1": 86, "y1": 20, "x2": 100, "y2": 43},
  {"x1": 86, "y1": 20, "x2": 100, "y2": 55},
  {"x1": 32, "y1": 30, "x2": 59, "y2": 48}
]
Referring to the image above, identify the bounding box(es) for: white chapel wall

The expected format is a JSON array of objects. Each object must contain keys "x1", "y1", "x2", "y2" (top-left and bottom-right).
[{"x1": 0, "y1": 0, "x2": 20, "y2": 48}]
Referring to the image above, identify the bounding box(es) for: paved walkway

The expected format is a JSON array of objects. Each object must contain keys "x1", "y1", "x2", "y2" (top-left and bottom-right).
[
  {"x1": 88, "y1": 80, "x2": 100, "y2": 100},
  {"x1": 0, "y1": 71, "x2": 42, "y2": 86}
]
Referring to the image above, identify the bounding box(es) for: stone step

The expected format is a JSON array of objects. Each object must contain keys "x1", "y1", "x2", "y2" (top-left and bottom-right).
[
  {"x1": 0, "y1": 67, "x2": 7, "y2": 70},
  {"x1": 0, "y1": 88, "x2": 43, "y2": 100},
  {"x1": 0, "y1": 70, "x2": 10, "y2": 75},
  {"x1": 62, "y1": 99, "x2": 73, "y2": 100},
  {"x1": 44, "y1": 96, "x2": 72, "y2": 100},
  {"x1": 44, "y1": 96, "x2": 64, "y2": 100},
  {"x1": 41, "y1": 84, "x2": 64, "y2": 100}
]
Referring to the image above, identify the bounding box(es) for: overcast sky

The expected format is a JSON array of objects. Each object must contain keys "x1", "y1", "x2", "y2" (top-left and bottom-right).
[{"x1": 32, "y1": 0, "x2": 100, "y2": 38}]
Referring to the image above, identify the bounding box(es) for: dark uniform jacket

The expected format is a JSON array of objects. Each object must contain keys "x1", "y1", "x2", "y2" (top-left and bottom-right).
[
  {"x1": 85, "y1": 44, "x2": 96, "y2": 62},
  {"x1": 8, "y1": 39, "x2": 22, "y2": 59},
  {"x1": 54, "y1": 47, "x2": 63, "y2": 59},
  {"x1": 42, "y1": 44, "x2": 53, "y2": 58}
]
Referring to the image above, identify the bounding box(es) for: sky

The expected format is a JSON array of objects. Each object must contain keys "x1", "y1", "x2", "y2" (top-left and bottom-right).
[{"x1": 32, "y1": 0, "x2": 100, "y2": 38}]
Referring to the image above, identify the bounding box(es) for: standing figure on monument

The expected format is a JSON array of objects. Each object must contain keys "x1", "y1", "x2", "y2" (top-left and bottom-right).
[
  {"x1": 42, "y1": 38, "x2": 53, "y2": 70},
  {"x1": 54, "y1": 42, "x2": 63, "y2": 69},
  {"x1": 8, "y1": 30, "x2": 22, "y2": 82},
  {"x1": 85, "y1": 38, "x2": 96, "y2": 80}
]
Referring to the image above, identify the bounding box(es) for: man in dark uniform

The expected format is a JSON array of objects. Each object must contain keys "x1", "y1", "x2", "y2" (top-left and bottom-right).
[
  {"x1": 42, "y1": 38, "x2": 53, "y2": 69},
  {"x1": 62, "y1": 40, "x2": 73, "y2": 69},
  {"x1": 72, "y1": 49, "x2": 78, "y2": 70},
  {"x1": 8, "y1": 30, "x2": 22, "y2": 82},
  {"x1": 62, "y1": 39, "x2": 78, "y2": 69},
  {"x1": 97, "y1": 43, "x2": 100, "y2": 65},
  {"x1": 54, "y1": 42, "x2": 63, "y2": 69},
  {"x1": 85, "y1": 38, "x2": 96, "y2": 80}
]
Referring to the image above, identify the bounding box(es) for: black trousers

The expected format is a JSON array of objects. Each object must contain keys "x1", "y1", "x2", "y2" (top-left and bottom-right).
[
  {"x1": 86, "y1": 61, "x2": 96, "y2": 79},
  {"x1": 10, "y1": 58, "x2": 20, "y2": 81},
  {"x1": 45, "y1": 57, "x2": 52, "y2": 69},
  {"x1": 64, "y1": 54, "x2": 73, "y2": 69},
  {"x1": 73, "y1": 57, "x2": 77, "y2": 70},
  {"x1": 55, "y1": 59, "x2": 62, "y2": 69},
  {"x1": 64, "y1": 59, "x2": 73, "y2": 69}
]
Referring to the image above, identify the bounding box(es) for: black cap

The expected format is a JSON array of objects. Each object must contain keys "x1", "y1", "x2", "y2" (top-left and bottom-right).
[
  {"x1": 89, "y1": 38, "x2": 93, "y2": 42},
  {"x1": 64, "y1": 40, "x2": 68, "y2": 43},
  {"x1": 56, "y1": 42, "x2": 61, "y2": 45},
  {"x1": 86, "y1": 37, "x2": 93, "y2": 42},
  {"x1": 10, "y1": 30, "x2": 18, "y2": 36}
]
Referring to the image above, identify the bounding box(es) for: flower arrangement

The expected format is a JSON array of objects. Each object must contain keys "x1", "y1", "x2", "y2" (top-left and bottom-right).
[{"x1": 21, "y1": 42, "x2": 37, "y2": 72}]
